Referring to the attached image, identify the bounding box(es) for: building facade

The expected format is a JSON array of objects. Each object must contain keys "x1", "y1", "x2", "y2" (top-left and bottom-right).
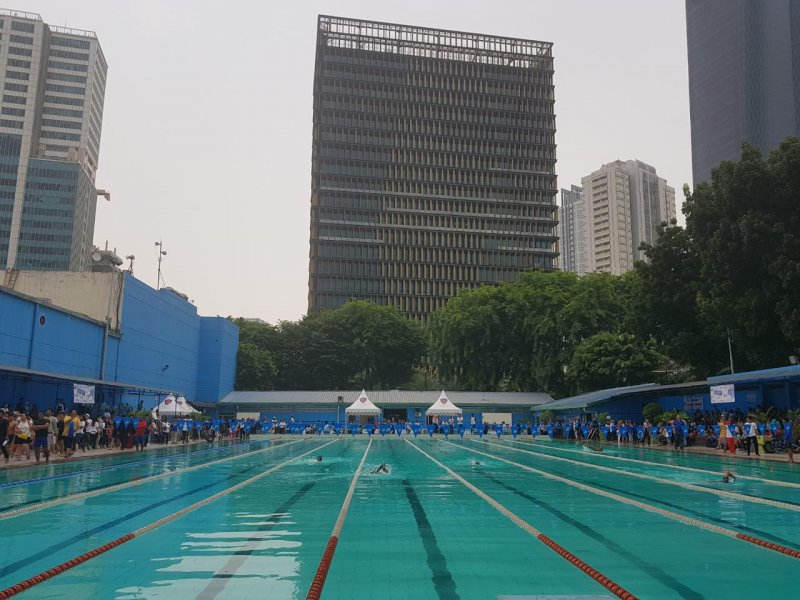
[
  {"x1": 558, "y1": 185, "x2": 586, "y2": 275},
  {"x1": 0, "y1": 9, "x2": 107, "y2": 271},
  {"x1": 309, "y1": 16, "x2": 558, "y2": 319},
  {"x1": 576, "y1": 160, "x2": 674, "y2": 276},
  {"x1": 686, "y1": 0, "x2": 800, "y2": 185}
]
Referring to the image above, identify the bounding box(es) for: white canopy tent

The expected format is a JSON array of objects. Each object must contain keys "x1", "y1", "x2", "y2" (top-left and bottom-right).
[
  {"x1": 425, "y1": 390, "x2": 462, "y2": 417},
  {"x1": 152, "y1": 394, "x2": 196, "y2": 418},
  {"x1": 345, "y1": 390, "x2": 381, "y2": 417}
]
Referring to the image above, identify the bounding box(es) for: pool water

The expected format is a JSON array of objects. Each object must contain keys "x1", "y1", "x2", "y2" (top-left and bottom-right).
[{"x1": 1, "y1": 435, "x2": 798, "y2": 599}]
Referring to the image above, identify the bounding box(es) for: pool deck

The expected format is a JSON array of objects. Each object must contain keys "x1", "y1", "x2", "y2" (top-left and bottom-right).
[{"x1": 1, "y1": 433, "x2": 794, "y2": 470}]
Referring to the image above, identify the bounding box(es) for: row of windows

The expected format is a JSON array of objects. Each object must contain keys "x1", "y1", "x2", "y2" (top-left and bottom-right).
[
  {"x1": 0, "y1": 176, "x2": 17, "y2": 186},
  {"x1": 45, "y1": 83, "x2": 85, "y2": 95},
  {"x1": 6, "y1": 70, "x2": 28, "y2": 80},
  {"x1": 43, "y1": 106, "x2": 82, "y2": 119},
  {"x1": 318, "y1": 177, "x2": 556, "y2": 204},
  {"x1": 7, "y1": 58, "x2": 30, "y2": 69},
  {"x1": 11, "y1": 21, "x2": 35, "y2": 33},
  {"x1": 19, "y1": 218, "x2": 73, "y2": 231},
  {"x1": 48, "y1": 71, "x2": 87, "y2": 84},
  {"x1": 318, "y1": 191, "x2": 557, "y2": 220},
  {"x1": 317, "y1": 129, "x2": 554, "y2": 160},
  {"x1": 8, "y1": 46, "x2": 32, "y2": 57},
  {"x1": 48, "y1": 59, "x2": 87, "y2": 73},
  {"x1": 18, "y1": 231, "x2": 72, "y2": 243},
  {"x1": 51, "y1": 36, "x2": 90, "y2": 50},
  {"x1": 41, "y1": 118, "x2": 82, "y2": 130},
  {"x1": 44, "y1": 94, "x2": 84, "y2": 107},
  {"x1": 9, "y1": 34, "x2": 32, "y2": 45},
  {"x1": 318, "y1": 77, "x2": 553, "y2": 109},
  {"x1": 322, "y1": 47, "x2": 553, "y2": 86},
  {"x1": 4, "y1": 83, "x2": 27, "y2": 93},
  {"x1": 0, "y1": 119, "x2": 22, "y2": 129},
  {"x1": 49, "y1": 48, "x2": 89, "y2": 62},
  {"x1": 39, "y1": 130, "x2": 81, "y2": 142},
  {"x1": 1, "y1": 94, "x2": 25, "y2": 104}
]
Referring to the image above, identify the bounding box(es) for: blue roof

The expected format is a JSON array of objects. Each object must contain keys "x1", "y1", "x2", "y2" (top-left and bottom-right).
[
  {"x1": 536, "y1": 383, "x2": 661, "y2": 411},
  {"x1": 708, "y1": 364, "x2": 800, "y2": 385}
]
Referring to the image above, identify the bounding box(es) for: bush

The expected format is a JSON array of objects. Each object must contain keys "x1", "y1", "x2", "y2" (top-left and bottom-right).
[{"x1": 642, "y1": 402, "x2": 662, "y2": 423}]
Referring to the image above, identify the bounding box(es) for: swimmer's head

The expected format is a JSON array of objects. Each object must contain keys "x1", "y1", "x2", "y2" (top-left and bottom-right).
[{"x1": 316, "y1": 456, "x2": 323, "y2": 462}]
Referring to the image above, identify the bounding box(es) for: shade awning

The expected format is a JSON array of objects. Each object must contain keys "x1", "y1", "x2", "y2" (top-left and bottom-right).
[
  {"x1": 345, "y1": 389, "x2": 381, "y2": 415},
  {"x1": 153, "y1": 394, "x2": 197, "y2": 417},
  {"x1": 425, "y1": 390, "x2": 462, "y2": 416}
]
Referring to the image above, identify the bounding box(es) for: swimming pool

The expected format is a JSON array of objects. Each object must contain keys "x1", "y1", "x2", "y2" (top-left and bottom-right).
[{"x1": 1, "y1": 435, "x2": 798, "y2": 599}]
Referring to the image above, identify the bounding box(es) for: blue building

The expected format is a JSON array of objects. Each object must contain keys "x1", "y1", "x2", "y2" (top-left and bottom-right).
[
  {"x1": 0, "y1": 271, "x2": 238, "y2": 414},
  {"x1": 536, "y1": 365, "x2": 800, "y2": 422}
]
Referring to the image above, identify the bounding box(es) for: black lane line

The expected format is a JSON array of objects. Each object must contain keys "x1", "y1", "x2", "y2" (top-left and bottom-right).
[
  {"x1": 0, "y1": 442, "x2": 275, "y2": 512},
  {"x1": 480, "y1": 471, "x2": 704, "y2": 600},
  {"x1": 402, "y1": 478, "x2": 460, "y2": 600},
  {"x1": 197, "y1": 481, "x2": 317, "y2": 599},
  {"x1": 0, "y1": 444, "x2": 310, "y2": 581}
]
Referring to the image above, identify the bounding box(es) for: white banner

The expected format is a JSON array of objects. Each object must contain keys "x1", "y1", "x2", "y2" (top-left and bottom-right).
[
  {"x1": 73, "y1": 383, "x2": 96, "y2": 405},
  {"x1": 710, "y1": 384, "x2": 735, "y2": 404}
]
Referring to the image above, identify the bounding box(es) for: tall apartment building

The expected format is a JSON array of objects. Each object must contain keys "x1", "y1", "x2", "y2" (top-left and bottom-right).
[
  {"x1": 576, "y1": 160, "x2": 675, "y2": 276},
  {"x1": 558, "y1": 185, "x2": 586, "y2": 275},
  {"x1": 686, "y1": 0, "x2": 800, "y2": 185},
  {"x1": 0, "y1": 9, "x2": 107, "y2": 271},
  {"x1": 308, "y1": 16, "x2": 558, "y2": 319}
]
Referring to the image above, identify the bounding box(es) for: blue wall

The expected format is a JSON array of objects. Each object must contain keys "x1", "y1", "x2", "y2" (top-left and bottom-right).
[{"x1": 0, "y1": 274, "x2": 238, "y2": 412}]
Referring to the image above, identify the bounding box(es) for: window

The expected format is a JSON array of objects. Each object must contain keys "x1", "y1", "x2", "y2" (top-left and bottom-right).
[
  {"x1": 9, "y1": 34, "x2": 33, "y2": 45},
  {"x1": 49, "y1": 49, "x2": 89, "y2": 62},
  {"x1": 50, "y1": 36, "x2": 90, "y2": 50},
  {"x1": 5, "y1": 70, "x2": 28, "y2": 81},
  {"x1": 41, "y1": 118, "x2": 82, "y2": 130},
  {"x1": 0, "y1": 119, "x2": 23, "y2": 129},
  {"x1": 8, "y1": 47, "x2": 33, "y2": 57},
  {"x1": 1, "y1": 107, "x2": 24, "y2": 117},
  {"x1": 39, "y1": 131, "x2": 81, "y2": 142},
  {"x1": 45, "y1": 84, "x2": 85, "y2": 95},
  {"x1": 44, "y1": 95, "x2": 84, "y2": 107},
  {"x1": 1, "y1": 95, "x2": 26, "y2": 105},
  {"x1": 11, "y1": 21, "x2": 35, "y2": 33},
  {"x1": 4, "y1": 83, "x2": 27, "y2": 93},
  {"x1": 7, "y1": 58, "x2": 31, "y2": 69},
  {"x1": 48, "y1": 60, "x2": 88, "y2": 73}
]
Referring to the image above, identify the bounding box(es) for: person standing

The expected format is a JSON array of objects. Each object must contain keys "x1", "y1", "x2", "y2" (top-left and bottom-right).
[
  {"x1": 134, "y1": 418, "x2": 148, "y2": 452},
  {"x1": 673, "y1": 415, "x2": 686, "y2": 450},
  {"x1": 744, "y1": 416, "x2": 759, "y2": 456},
  {"x1": 31, "y1": 412, "x2": 50, "y2": 464},
  {"x1": 785, "y1": 421, "x2": 795, "y2": 464},
  {"x1": 0, "y1": 409, "x2": 10, "y2": 463}
]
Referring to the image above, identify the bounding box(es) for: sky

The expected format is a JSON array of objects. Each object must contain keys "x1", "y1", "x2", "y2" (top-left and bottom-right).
[{"x1": 28, "y1": 0, "x2": 692, "y2": 324}]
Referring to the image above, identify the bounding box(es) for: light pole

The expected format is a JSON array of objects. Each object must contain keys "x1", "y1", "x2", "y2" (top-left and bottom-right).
[
  {"x1": 154, "y1": 241, "x2": 167, "y2": 290},
  {"x1": 125, "y1": 255, "x2": 135, "y2": 275}
]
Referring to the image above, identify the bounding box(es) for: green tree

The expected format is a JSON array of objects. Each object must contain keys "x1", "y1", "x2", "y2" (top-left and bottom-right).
[
  {"x1": 567, "y1": 332, "x2": 667, "y2": 393},
  {"x1": 685, "y1": 139, "x2": 800, "y2": 369},
  {"x1": 235, "y1": 342, "x2": 276, "y2": 390}
]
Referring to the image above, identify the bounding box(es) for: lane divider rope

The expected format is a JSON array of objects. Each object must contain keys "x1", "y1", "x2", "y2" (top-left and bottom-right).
[
  {"x1": 0, "y1": 440, "x2": 338, "y2": 599},
  {"x1": 306, "y1": 439, "x2": 372, "y2": 600},
  {"x1": 469, "y1": 438, "x2": 800, "y2": 512},
  {"x1": 447, "y1": 440, "x2": 800, "y2": 560},
  {"x1": 504, "y1": 437, "x2": 800, "y2": 489},
  {"x1": 0, "y1": 438, "x2": 303, "y2": 520},
  {"x1": 405, "y1": 439, "x2": 638, "y2": 600}
]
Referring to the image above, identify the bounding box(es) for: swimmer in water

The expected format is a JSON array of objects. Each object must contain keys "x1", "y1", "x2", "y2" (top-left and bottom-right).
[
  {"x1": 471, "y1": 459, "x2": 483, "y2": 465},
  {"x1": 722, "y1": 470, "x2": 736, "y2": 483},
  {"x1": 315, "y1": 456, "x2": 323, "y2": 462},
  {"x1": 373, "y1": 463, "x2": 389, "y2": 474}
]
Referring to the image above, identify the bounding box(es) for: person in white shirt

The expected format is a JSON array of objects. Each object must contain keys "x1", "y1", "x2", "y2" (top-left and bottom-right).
[{"x1": 744, "y1": 416, "x2": 760, "y2": 456}]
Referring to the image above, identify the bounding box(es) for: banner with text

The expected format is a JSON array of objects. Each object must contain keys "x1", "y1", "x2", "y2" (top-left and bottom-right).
[
  {"x1": 73, "y1": 383, "x2": 96, "y2": 405},
  {"x1": 710, "y1": 384, "x2": 735, "y2": 404}
]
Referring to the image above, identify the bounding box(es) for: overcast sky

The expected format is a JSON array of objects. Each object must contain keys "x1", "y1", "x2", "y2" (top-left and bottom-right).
[{"x1": 29, "y1": 0, "x2": 691, "y2": 324}]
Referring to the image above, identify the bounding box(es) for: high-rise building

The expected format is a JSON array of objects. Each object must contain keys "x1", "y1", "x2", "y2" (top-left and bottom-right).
[
  {"x1": 0, "y1": 9, "x2": 107, "y2": 271},
  {"x1": 308, "y1": 16, "x2": 558, "y2": 319},
  {"x1": 577, "y1": 160, "x2": 675, "y2": 276},
  {"x1": 686, "y1": 0, "x2": 800, "y2": 185},
  {"x1": 558, "y1": 185, "x2": 586, "y2": 275}
]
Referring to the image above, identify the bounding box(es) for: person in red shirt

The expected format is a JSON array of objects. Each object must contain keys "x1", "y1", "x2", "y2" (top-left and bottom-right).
[{"x1": 134, "y1": 419, "x2": 148, "y2": 452}]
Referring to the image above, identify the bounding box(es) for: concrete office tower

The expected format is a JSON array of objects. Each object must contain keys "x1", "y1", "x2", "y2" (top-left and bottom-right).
[
  {"x1": 686, "y1": 0, "x2": 800, "y2": 185},
  {"x1": 0, "y1": 9, "x2": 107, "y2": 272},
  {"x1": 559, "y1": 186, "x2": 587, "y2": 275},
  {"x1": 579, "y1": 160, "x2": 675, "y2": 275},
  {"x1": 309, "y1": 16, "x2": 558, "y2": 319}
]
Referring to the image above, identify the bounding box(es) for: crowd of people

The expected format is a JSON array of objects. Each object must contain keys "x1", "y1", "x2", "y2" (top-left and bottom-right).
[{"x1": 1, "y1": 403, "x2": 264, "y2": 466}]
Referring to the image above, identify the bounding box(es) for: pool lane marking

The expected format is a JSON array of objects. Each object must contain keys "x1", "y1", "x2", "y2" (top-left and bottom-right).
[
  {"x1": 0, "y1": 440, "x2": 337, "y2": 600},
  {"x1": 469, "y1": 438, "x2": 800, "y2": 513},
  {"x1": 0, "y1": 439, "x2": 304, "y2": 520},
  {"x1": 447, "y1": 440, "x2": 800, "y2": 560},
  {"x1": 0, "y1": 437, "x2": 274, "y2": 491},
  {"x1": 503, "y1": 438, "x2": 800, "y2": 489},
  {"x1": 405, "y1": 439, "x2": 638, "y2": 600},
  {"x1": 306, "y1": 439, "x2": 372, "y2": 600}
]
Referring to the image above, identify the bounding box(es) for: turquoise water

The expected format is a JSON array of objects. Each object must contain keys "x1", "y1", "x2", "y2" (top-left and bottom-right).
[{"x1": 1, "y1": 435, "x2": 798, "y2": 599}]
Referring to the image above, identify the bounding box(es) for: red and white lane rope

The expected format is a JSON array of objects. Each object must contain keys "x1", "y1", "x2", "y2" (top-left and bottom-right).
[
  {"x1": 406, "y1": 439, "x2": 638, "y2": 600},
  {"x1": 0, "y1": 440, "x2": 338, "y2": 599},
  {"x1": 0, "y1": 439, "x2": 304, "y2": 521},
  {"x1": 450, "y1": 440, "x2": 800, "y2": 560},
  {"x1": 306, "y1": 439, "x2": 372, "y2": 600},
  {"x1": 505, "y1": 437, "x2": 800, "y2": 489},
  {"x1": 471, "y1": 438, "x2": 799, "y2": 512}
]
